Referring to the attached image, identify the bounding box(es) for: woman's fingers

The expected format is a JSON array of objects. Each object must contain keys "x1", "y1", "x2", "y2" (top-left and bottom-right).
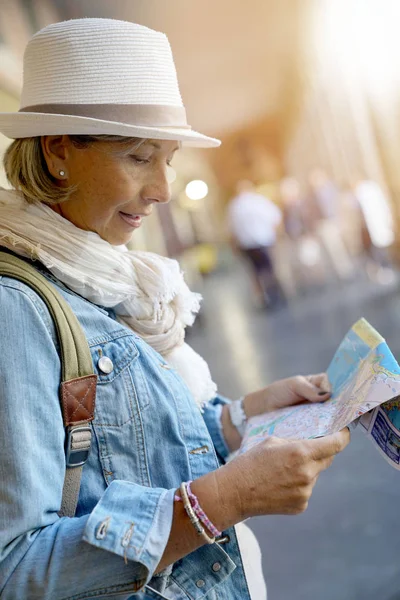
[
  {"x1": 306, "y1": 428, "x2": 351, "y2": 461},
  {"x1": 292, "y1": 374, "x2": 331, "y2": 402},
  {"x1": 231, "y1": 428, "x2": 351, "y2": 518},
  {"x1": 305, "y1": 372, "x2": 332, "y2": 401}
]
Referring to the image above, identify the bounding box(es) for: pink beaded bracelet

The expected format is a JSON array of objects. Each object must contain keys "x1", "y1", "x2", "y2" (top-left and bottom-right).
[{"x1": 175, "y1": 481, "x2": 222, "y2": 538}]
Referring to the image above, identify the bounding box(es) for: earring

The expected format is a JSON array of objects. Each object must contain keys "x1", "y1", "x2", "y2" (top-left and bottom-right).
[{"x1": 59, "y1": 170, "x2": 65, "y2": 177}]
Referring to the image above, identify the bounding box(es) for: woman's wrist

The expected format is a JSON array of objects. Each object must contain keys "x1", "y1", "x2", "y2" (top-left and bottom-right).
[
  {"x1": 220, "y1": 387, "x2": 276, "y2": 453},
  {"x1": 220, "y1": 393, "x2": 264, "y2": 453},
  {"x1": 156, "y1": 468, "x2": 242, "y2": 573},
  {"x1": 190, "y1": 466, "x2": 244, "y2": 530},
  {"x1": 242, "y1": 387, "x2": 273, "y2": 418},
  {"x1": 221, "y1": 404, "x2": 242, "y2": 452}
]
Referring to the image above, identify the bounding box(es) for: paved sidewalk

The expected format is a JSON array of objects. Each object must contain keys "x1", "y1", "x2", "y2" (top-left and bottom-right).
[{"x1": 188, "y1": 265, "x2": 400, "y2": 600}]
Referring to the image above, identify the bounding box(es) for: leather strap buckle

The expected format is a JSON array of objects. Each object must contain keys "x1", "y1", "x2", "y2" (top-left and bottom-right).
[{"x1": 65, "y1": 425, "x2": 92, "y2": 467}]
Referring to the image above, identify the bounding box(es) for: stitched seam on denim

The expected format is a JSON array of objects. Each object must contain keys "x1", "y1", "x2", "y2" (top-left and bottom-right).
[
  {"x1": 161, "y1": 370, "x2": 190, "y2": 470},
  {"x1": 92, "y1": 353, "x2": 136, "y2": 428},
  {"x1": 229, "y1": 526, "x2": 252, "y2": 599},
  {"x1": 122, "y1": 368, "x2": 137, "y2": 430},
  {"x1": 203, "y1": 407, "x2": 229, "y2": 463},
  {"x1": 131, "y1": 358, "x2": 151, "y2": 410},
  {"x1": 97, "y1": 423, "x2": 114, "y2": 481},
  {"x1": 200, "y1": 409, "x2": 224, "y2": 470},
  {"x1": 136, "y1": 488, "x2": 169, "y2": 564},
  {"x1": 59, "y1": 578, "x2": 147, "y2": 600},
  {"x1": 202, "y1": 412, "x2": 220, "y2": 453},
  {"x1": 88, "y1": 330, "x2": 139, "y2": 347},
  {"x1": 169, "y1": 368, "x2": 212, "y2": 463},
  {"x1": 165, "y1": 363, "x2": 220, "y2": 476},
  {"x1": 93, "y1": 415, "x2": 133, "y2": 428},
  {"x1": 169, "y1": 369, "x2": 207, "y2": 447},
  {"x1": 95, "y1": 367, "x2": 135, "y2": 386},
  {"x1": 125, "y1": 367, "x2": 150, "y2": 486},
  {"x1": 91, "y1": 369, "x2": 135, "y2": 428}
]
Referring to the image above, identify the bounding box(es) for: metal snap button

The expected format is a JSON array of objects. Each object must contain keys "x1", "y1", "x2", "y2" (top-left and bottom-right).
[
  {"x1": 98, "y1": 356, "x2": 114, "y2": 374},
  {"x1": 196, "y1": 579, "x2": 206, "y2": 588},
  {"x1": 212, "y1": 562, "x2": 221, "y2": 572}
]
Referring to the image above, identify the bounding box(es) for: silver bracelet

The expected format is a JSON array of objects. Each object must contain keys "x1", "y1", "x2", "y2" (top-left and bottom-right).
[
  {"x1": 180, "y1": 482, "x2": 215, "y2": 544},
  {"x1": 228, "y1": 397, "x2": 247, "y2": 436}
]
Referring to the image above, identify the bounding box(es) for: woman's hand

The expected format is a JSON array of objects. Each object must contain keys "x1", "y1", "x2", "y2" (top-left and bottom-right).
[
  {"x1": 158, "y1": 427, "x2": 350, "y2": 572},
  {"x1": 243, "y1": 373, "x2": 332, "y2": 419},
  {"x1": 209, "y1": 428, "x2": 351, "y2": 522},
  {"x1": 221, "y1": 373, "x2": 332, "y2": 453}
]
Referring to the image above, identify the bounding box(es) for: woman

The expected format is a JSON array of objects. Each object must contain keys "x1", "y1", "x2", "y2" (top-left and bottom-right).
[{"x1": 0, "y1": 18, "x2": 349, "y2": 600}]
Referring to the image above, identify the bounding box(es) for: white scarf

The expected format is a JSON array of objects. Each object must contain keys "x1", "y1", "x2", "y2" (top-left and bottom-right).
[{"x1": 0, "y1": 188, "x2": 217, "y2": 408}]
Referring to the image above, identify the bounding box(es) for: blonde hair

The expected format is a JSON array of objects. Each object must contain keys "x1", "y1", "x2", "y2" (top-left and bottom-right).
[{"x1": 3, "y1": 135, "x2": 145, "y2": 205}]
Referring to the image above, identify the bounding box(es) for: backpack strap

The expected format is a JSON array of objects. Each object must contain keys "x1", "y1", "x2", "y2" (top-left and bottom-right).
[{"x1": 0, "y1": 251, "x2": 97, "y2": 517}]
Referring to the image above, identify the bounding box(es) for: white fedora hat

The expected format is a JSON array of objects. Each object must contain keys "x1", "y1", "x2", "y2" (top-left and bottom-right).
[{"x1": 0, "y1": 18, "x2": 221, "y2": 148}]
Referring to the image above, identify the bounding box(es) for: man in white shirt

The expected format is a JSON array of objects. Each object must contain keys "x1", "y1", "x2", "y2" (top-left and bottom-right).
[{"x1": 228, "y1": 180, "x2": 285, "y2": 308}]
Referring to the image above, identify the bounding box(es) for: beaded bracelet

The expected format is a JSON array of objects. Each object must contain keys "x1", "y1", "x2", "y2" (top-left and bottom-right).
[
  {"x1": 179, "y1": 482, "x2": 215, "y2": 544},
  {"x1": 176, "y1": 481, "x2": 221, "y2": 540},
  {"x1": 186, "y1": 481, "x2": 222, "y2": 537}
]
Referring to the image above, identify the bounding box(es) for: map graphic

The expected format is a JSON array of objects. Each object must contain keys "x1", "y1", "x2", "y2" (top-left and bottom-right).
[{"x1": 240, "y1": 318, "x2": 400, "y2": 455}]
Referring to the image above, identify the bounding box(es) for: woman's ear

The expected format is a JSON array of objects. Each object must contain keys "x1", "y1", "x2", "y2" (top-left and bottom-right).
[{"x1": 41, "y1": 135, "x2": 71, "y2": 181}]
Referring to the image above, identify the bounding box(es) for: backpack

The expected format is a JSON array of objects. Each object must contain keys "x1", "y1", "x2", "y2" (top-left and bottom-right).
[{"x1": 0, "y1": 251, "x2": 97, "y2": 517}]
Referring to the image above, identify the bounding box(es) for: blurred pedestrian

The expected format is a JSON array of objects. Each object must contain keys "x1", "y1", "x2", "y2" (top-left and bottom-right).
[
  {"x1": 308, "y1": 168, "x2": 354, "y2": 281},
  {"x1": 228, "y1": 180, "x2": 285, "y2": 308},
  {"x1": 337, "y1": 184, "x2": 365, "y2": 260},
  {"x1": 352, "y1": 177, "x2": 395, "y2": 282},
  {"x1": 278, "y1": 177, "x2": 325, "y2": 296}
]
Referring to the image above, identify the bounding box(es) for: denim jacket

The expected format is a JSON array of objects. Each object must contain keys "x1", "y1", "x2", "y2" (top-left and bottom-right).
[{"x1": 0, "y1": 262, "x2": 251, "y2": 600}]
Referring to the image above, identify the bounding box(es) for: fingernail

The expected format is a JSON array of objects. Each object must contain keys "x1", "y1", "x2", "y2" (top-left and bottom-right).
[{"x1": 318, "y1": 391, "x2": 329, "y2": 396}]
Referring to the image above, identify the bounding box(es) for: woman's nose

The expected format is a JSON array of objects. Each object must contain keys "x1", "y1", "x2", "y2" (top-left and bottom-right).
[{"x1": 143, "y1": 165, "x2": 171, "y2": 204}]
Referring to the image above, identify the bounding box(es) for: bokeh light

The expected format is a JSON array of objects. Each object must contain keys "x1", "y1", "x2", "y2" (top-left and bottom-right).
[{"x1": 185, "y1": 180, "x2": 209, "y2": 201}]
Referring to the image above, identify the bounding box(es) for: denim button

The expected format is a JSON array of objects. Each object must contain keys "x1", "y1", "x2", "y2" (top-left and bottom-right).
[
  {"x1": 212, "y1": 562, "x2": 221, "y2": 572},
  {"x1": 196, "y1": 579, "x2": 205, "y2": 588},
  {"x1": 98, "y1": 356, "x2": 114, "y2": 374}
]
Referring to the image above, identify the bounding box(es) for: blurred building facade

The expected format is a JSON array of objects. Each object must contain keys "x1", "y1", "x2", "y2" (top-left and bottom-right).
[{"x1": 1, "y1": 0, "x2": 400, "y2": 275}]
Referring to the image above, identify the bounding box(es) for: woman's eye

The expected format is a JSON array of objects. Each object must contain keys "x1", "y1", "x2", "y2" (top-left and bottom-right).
[{"x1": 131, "y1": 156, "x2": 150, "y2": 164}]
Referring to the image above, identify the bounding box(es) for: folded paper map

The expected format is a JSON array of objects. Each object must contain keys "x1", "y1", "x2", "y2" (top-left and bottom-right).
[{"x1": 240, "y1": 318, "x2": 400, "y2": 468}]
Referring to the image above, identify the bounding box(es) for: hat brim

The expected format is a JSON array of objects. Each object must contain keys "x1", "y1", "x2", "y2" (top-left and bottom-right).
[{"x1": 0, "y1": 112, "x2": 221, "y2": 148}]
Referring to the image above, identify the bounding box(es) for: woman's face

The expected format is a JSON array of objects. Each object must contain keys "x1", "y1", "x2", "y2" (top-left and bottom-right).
[{"x1": 42, "y1": 136, "x2": 178, "y2": 245}]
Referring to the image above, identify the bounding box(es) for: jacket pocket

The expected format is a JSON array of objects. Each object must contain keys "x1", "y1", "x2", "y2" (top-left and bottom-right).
[{"x1": 90, "y1": 330, "x2": 140, "y2": 427}]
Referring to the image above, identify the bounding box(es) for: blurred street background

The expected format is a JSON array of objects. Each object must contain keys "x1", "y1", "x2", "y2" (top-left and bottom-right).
[{"x1": 2, "y1": 1, "x2": 400, "y2": 598}]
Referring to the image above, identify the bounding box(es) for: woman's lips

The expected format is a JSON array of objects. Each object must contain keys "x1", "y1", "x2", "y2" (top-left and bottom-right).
[{"x1": 119, "y1": 212, "x2": 143, "y2": 228}]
